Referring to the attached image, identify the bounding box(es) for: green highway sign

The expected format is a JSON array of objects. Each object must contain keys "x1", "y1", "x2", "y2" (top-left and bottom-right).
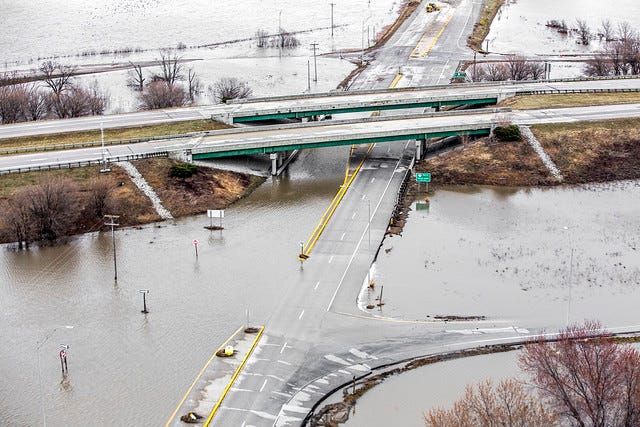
[{"x1": 416, "y1": 172, "x2": 431, "y2": 183}]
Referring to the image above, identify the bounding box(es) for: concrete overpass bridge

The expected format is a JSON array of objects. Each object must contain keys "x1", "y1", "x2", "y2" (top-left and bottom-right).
[{"x1": 191, "y1": 109, "x2": 501, "y2": 173}]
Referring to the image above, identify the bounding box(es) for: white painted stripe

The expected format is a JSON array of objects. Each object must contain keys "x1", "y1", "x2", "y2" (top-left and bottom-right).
[
  {"x1": 328, "y1": 255, "x2": 334, "y2": 264},
  {"x1": 351, "y1": 212, "x2": 357, "y2": 219},
  {"x1": 340, "y1": 233, "x2": 345, "y2": 241},
  {"x1": 314, "y1": 281, "x2": 320, "y2": 290},
  {"x1": 260, "y1": 378, "x2": 268, "y2": 392},
  {"x1": 280, "y1": 342, "x2": 288, "y2": 354},
  {"x1": 370, "y1": 177, "x2": 375, "y2": 183},
  {"x1": 298, "y1": 310, "x2": 305, "y2": 320}
]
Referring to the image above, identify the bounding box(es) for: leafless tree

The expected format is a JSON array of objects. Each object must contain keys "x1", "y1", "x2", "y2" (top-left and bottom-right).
[
  {"x1": 483, "y1": 62, "x2": 509, "y2": 81},
  {"x1": 505, "y1": 55, "x2": 531, "y2": 80},
  {"x1": 600, "y1": 19, "x2": 615, "y2": 42},
  {"x1": 209, "y1": 77, "x2": 253, "y2": 104},
  {"x1": 424, "y1": 379, "x2": 557, "y2": 427},
  {"x1": 47, "y1": 85, "x2": 106, "y2": 119},
  {"x1": 85, "y1": 176, "x2": 115, "y2": 220},
  {"x1": 153, "y1": 50, "x2": 183, "y2": 85},
  {"x1": 139, "y1": 81, "x2": 187, "y2": 110},
  {"x1": 127, "y1": 62, "x2": 146, "y2": 92},
  {"x1": 271, "y1": 29, "x2": 300, "y2": 48},
  {"x1": 24, "y1": 84, "x2": 47, "y2": 121},
  {"x1": 25, "y1": 177, "x2": 80, "y2": 242},
  {"x1": 576, "y1": 19, "x2": 591, "y2": 45},
  {"x1": 255, "y1": 29, "x2": 269, "y2": 48},
  {"x1": 39, "y1": 61, "x2": 76, "y2": 95},
  {"x1": 186, "y1": 68, "x2": 201, "y2": 102},
  {"x1": 520, "y1": 321, "x2": 640, "y2": 427},
  {"x1": 0, "y1": 85, "x2": 28, "y2": 123},
  {"x1": 585, "y1": 54, "x2": 613, "y2": 76},
  {"x1": 617, "y1": 22, "x2": 635, "y2": 42},
  {"x1": 0, "y1": 191, "x2": 34, "y2": 249},
  {"x1": 528, "y1": 61, "x2": 546, "y2": 80}
]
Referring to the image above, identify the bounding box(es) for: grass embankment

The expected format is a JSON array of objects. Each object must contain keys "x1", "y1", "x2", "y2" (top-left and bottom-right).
[
  {"x1": 0, "y1": 119, "x2": 230, "y2": 152},
  {"x1": 0, "y1": 158, "x2": 264, "y2": 243},
  {"x1": 467, "y1": 0, "x2": 505, "y2": 51},
  {"x1": 414, "y1": 117, "x2": 640, "y2": 187},
  {"x1": 500, "y1": 92, "x2": 640, "y2": 110}
]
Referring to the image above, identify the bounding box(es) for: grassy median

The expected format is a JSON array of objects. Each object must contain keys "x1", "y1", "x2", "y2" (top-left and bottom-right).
[{"x1": 500, "y1": 92, "x2": 640, "y2": 110}]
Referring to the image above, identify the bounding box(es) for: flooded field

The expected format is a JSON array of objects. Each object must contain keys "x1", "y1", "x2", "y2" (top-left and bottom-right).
[
  {"x1": 487, "y1": 0, "x2": 640, "y2": 55},
  {"x1": 1, "y1": 0, "x2": 403, "y2": 112},
  {"x1": 344, "y1": 351, "x2": 521, "y2": 427},
  {"x1": 364, "y1": 181, "x2": 640, "y2": 330}
]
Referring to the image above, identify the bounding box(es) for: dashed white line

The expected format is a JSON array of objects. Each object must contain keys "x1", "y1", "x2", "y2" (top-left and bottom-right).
[
  {"x1": 361, "y1": 194, "x2": 367, "y2": 200},
  {"x1": 298, "y1": 310, "x2": 305, "y2": 320},
  {"x1": 370, "y1": 177, "x2": 375, "y2": 183},
  {"x1": 260, "y1": 379, "x2": 268, "y2": 392},
  {"x1": 328, "y1": 255, "x2": 334, "y2": 264},
  {"x1": 314, "y1": 281, "x2": 320, "y2": 290},
  {"x1": 340, "y1": 232, "x2": 345, "y2": 240},
  {"x1": 351, "y1": 212, "x2": 357, "y2": 219},
  {"x1": 280, "y1": 342, "x2": 288, "y2": 354}
]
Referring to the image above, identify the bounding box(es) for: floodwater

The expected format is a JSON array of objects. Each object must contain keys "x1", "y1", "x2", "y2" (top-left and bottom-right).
[
  {"x1": 365, "y1": 181, "x2": 640, "y2": 330},
  {"x1": 486, "y1": 0, "x2": 640, "y2": 55},
  {"x1": 0, "y1": 0, "x2": 403, "y2": 113},
  {"x1": 0, "y1": 145, "x2": 351, "y2": 426},
  {"x1": 344, "y1": 351, "x2": 521, "y2": 427}
]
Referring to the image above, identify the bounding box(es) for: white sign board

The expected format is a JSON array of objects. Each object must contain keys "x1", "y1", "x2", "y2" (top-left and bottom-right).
[{"x1": 207, "y1": 210, "x2": 224, "y2": 218}]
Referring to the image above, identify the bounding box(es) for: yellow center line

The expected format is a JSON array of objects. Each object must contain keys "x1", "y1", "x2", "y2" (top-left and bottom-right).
[
  {"x1": 164, "y1": 325, "x2": 244, "y2": 427},
  {"x1": 419, "y1": 12, "x2": 454, "y2": 57},
  {"x1": 203, "y1": 326, "x2": 265, "y2": 426},
  {"x1": 298, "y1": 71, "x2": 402, "y2": 261}
]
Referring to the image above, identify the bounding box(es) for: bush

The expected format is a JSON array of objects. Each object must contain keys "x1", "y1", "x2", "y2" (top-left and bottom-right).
[
  {"x1": 493, "y1": 125, "x2": 522, "y2": 141},
  {"x1": 169, "y1": 163, "x2": 198, "y2": 178}
]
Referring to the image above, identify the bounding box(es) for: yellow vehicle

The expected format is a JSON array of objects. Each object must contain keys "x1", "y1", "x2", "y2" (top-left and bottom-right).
[{"x1": 426, "y1": 3, "x2": 441, "y2": 12}]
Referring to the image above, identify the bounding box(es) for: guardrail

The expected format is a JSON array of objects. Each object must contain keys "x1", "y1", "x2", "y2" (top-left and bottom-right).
[
  {"x1": 516, "y1": 87, "x2": 640, "y2": 96},
  {"x1": 0, "y1": 151, "x2": 169, "y2": 175},
  {"x1": 0, "y1": 132, "x2": 202, "y2": 156}
]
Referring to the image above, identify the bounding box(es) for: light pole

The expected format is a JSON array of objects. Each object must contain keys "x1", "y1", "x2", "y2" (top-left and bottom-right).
[
  {"x1": 139, "y1": 289, "x2": 150, "y2": 313},
  {"x1": 330, "y1": 3, "x2": 335, "y2": 37},
  {"x1": 563, "y1": 226, "x2": 573, "y2": 326},
  {"x1": 100, "y1": 122, "x2": 110, "y2": 173},
  {"x1": 310, "y1": 42, "x2": 319, "y2": 82}
]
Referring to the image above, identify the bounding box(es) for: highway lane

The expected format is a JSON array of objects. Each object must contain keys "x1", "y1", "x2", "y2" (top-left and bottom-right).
[{"x1": 3, "y1": 104, "x2": 640, "y2": 173}]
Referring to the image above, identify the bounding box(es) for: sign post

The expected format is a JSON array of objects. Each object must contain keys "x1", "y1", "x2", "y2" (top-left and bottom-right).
[
  {"x1": 206, "y1": 209, "x2": 225, "y2": 230},
  {"x1": 416, "y1": 172, "x2": 431, "y2": 192},
  {"x1": 193, "y1": 239, "x2": 199, "y2": 258}
]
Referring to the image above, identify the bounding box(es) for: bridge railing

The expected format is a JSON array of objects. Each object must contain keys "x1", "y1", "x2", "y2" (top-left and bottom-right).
[{"x1": 0, "y1": 151, "x2": 169, "y2": 175}]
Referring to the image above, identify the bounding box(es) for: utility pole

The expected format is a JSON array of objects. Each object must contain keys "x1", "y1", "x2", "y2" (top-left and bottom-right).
[
  {"x1": 307, "y1": 60, "x2": 311, "y2": 92},
  {"x1": 104, "y1": 215, "x2": 120, "y2": 281},
  {"x1": 330, "y1": 3, "x2": 335, "y2": 37},
  {"x1": 100, "y1": 123, "x2": 110, "y2": 173},
  {"x1": 310, "y1": 42, "x2": 319, "y2": 82}
]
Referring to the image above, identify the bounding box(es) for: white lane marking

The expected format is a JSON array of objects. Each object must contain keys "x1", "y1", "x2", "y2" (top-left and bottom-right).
[
  {"x1": 327, "y1": 156, "x2": 403, "y2": 312},
  {"x1": 280, "y1": 342, "x2": 288, "y2": 354},
  {"x1": 260, "y1": 378, "x2": 268, "y2": 392},
  {"x1": 351, "y1": 212, "x2": 357, "y2": 219},
  {"x1": 340, "y1": 232, "x2": 345, "y2": 241},
  {"x1": 370, "y1": 177, "x2": 375, "y2": 183},
  {"x1": 298, "y1": 310, "x2": 305, "y2": 320},
  {"x1": 328, "y1": 255, "x2": 334, "y2": 264},
  {"x1": 241, "y1": 422, "x2": 246, "y2": 427},
  {"x1": 314, "y1": 281, "x2": 320, "y2": 290},
  {"x1": 361, "y1": 194, "x2": 367, "y2": 200}
]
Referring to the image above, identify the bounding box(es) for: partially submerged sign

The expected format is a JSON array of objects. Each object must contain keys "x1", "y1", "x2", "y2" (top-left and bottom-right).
[{"x1": 207, "y1": 209, "x2": 224, "y2": 218}]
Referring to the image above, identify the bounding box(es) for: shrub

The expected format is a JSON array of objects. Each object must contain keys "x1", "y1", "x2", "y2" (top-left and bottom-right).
[
  {"x1": 493, "y1": 125, "x2": 522, "y2": 141},
  {"x1": 169, "y1": 163, "x2": 198, "y2": 178}
]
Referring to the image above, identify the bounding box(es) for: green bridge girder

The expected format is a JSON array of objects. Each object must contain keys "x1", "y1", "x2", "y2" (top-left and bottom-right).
[
  {"x1": 232, "y1": 97, "x2": 498, "y2": 123},
  {"x1": 191, "y1": 128, "x2": 491, "y2": 160}
]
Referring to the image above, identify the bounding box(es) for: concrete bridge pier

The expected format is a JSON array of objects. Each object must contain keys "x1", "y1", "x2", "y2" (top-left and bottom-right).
[
  {"x1": 270, "y1": 152, "x2": 283, "y2": 175},
  {"x1": 415, "y1": 139, "x2": 426, "y2": 160}
]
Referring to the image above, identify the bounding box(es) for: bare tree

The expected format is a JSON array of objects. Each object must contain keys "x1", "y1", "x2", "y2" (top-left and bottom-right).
[
  {"x1": 483, "y1": 62, "x2": 509, "y2": 81},
  {"x1": 617, "y1": 22, "x2": 635, "y2": 42},
  {"x1": 424, "y1": 379, "x2": 557, "y2": 427},
  {"x1": 0, "y1": 85, "x2": 28, "y2": 123},
  {"x1": 519, "y1": 321, "x2": 640, "y2": 427},
  {"x1": 25, "y1": 177, "x2": 80, "y2": 242},
  {"x1": 24, "y1": 84, "x2": 47, "y2": 121},
  {"x1": 576, "y1": 19, "x2": 591, "y2": 45},
  {"x1": 127, "y1": 62, "x2": 146, "y2": 92},
  {"x1": 139, "y1": 81, "x2": 187, "y2": 110},
  {"x1": 46, "y1": 85, "x2": 106, "y2": 119},
  {"x1": 186, "y1": 68, "x2": 201, "y2": 102},
  {"x1": 528, "y1": 61, "x2": 546, "y2": 80},
  {"x1": 85, "y1": 177, "x2": 115, "y2": 220},
  {"x1": 585, "y1": 54, "x2": 613, "y2": 76},
  {"x1": 0, "y1": 192, "x2": 33, "y2": 249},
  {"x1": 209, "y1": 77, "x2": 253, "y2": 104},
  {"x1": 505, "y1": 55, "x2": 531, "y2": 80},
  {"x1": 154, "y1": 50, "x2": 183, "y2": 85},
  {"x1": 600, "y1": 19, "x2": 615, "y2": 42},
  {"x1": 255, "y1": 29, "x2": 269, "y2": 48},
  {"x1": 39, "y1": 61, "x2": 76, "y2": 95}
]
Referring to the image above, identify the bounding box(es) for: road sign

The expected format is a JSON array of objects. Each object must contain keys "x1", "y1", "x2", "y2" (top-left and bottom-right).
[
  {"x1": 453, "y1": 71, "x2": 467, "y2": 79},
  {"x1": 193, "y1": 239, "x2": 198, "y2": 245},
  {"x1": 416, "y1": 172, "x2": 431, "y2": 183},
  {"x1": 207, "y1": 209, "x2": 224, "y2": 218}
]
